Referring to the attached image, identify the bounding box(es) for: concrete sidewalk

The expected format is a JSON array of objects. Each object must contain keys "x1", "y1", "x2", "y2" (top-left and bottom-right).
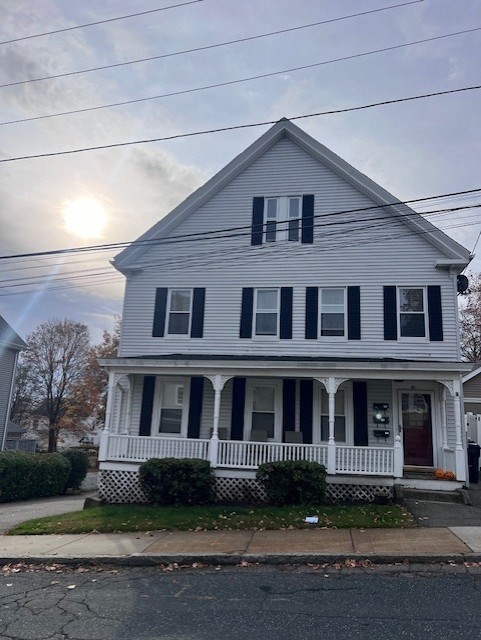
[{"x1": 3, "y1": 527, "x2": 481, "y2": 566}]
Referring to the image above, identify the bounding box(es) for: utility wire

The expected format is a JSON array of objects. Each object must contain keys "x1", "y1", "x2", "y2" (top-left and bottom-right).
[
  {"x1": 0, "y1": 186, "x2": 480, "y2": 262},
  {"x1": 2, "y1": 83, "x2": 480, "y2": 164},
  {"x1": 0, "y1": 0, "x2": 424, "y2": 90},
  {"x1": 3, "y1": 23, "x2": 476, "y2": 127},
  {"x1": 0, "y1": 1, "x2": 204, "y2": 46}
]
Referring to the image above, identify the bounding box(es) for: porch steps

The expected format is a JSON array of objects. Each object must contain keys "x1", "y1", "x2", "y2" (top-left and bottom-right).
[{"x1": 397, "y1": 486, "x2": 467, "y2": 505}]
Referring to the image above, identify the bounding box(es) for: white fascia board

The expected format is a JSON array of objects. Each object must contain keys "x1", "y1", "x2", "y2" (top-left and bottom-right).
[
  {"x1": 99, "y1": 357, "x2": 472, "y2": 379},
  {"x1": 463, "y1": 365, "x2": 481, "y2": 383}
]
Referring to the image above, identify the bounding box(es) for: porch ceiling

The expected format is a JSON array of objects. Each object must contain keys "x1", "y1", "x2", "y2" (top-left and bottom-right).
[{"x1": 98, "y1": 355, "x2": 472, "y2": 381}]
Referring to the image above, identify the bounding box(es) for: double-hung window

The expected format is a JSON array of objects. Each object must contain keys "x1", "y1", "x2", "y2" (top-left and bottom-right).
[
  {"x1": 320, "y1": 288, "x2": 346, "y2": 337},
  {"x1": 254, "y1": 289, "x2": 279, "y2": 336},
  {"x1": 265, "y1": 196, "x2": 302, "y2": 243},
  {"x1": 155, "y1": 381, "x2": 187, "y2": 435},
  {"x1": 398, "y1": 287, "x2": 426, "y2": 338},
  {"x1": 167, "y1": 289, "x2": 192, "y2": 335}
]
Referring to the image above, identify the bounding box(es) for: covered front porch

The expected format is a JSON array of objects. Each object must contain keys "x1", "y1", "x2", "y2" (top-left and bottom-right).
[{"x1": 98, "y1": 356, "x2": 470, "y2": 484}]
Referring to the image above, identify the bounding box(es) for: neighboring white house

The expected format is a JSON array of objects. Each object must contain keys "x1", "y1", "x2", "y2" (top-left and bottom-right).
[
  {"x1": 464, "y1": 365, "x2": 481, "y2": 415},
  {"x1": 0, "y1": 315, "x2": 26, "y2": 450},
  {"x1": 98, "y1": 118, "x2": 473, "y2": 503}
]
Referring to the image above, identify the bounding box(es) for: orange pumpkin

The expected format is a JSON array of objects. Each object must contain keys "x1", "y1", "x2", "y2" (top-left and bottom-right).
[
  {"x1": 444, "y1": 470, "x2": 455, "y2": 480},
  {"x1": 434, "y1": 468, "x2": 445, "y2": 479}
]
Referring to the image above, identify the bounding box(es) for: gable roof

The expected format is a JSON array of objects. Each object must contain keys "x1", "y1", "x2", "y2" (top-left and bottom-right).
[
  {"x1": 0, "y1": 315, "x2": 27, "y2": 351},
  {"x1": 113, "y1": 118, "x2": 472, "y2": 272}
]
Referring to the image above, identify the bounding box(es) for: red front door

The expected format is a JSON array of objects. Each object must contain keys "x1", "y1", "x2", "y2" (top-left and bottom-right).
[{"x1": 400, "y1": 392, "x2": 433, "y2": 466}]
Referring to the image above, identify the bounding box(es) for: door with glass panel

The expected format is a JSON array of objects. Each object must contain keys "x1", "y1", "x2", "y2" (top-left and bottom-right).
[{"x1": 400, "y1": 391, "x2": 433, "y2": 466}]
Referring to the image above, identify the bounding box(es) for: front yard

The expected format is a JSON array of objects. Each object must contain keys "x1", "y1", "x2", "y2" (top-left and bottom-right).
[{"x1": 8, "y1": 503, "x2": 415, "y2": 535}]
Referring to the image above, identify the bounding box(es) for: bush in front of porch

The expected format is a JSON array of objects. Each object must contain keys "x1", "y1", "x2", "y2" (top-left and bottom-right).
[
  {"x1": 139, "y1": 458, "x2": 215, "y2": 506},
  {"x1": 256, "y1": 461, "x2": 327, "y2": 506}
]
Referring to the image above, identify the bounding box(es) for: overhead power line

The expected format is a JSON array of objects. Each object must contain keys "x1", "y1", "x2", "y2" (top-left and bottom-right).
[
  {"x1": 3, "y1": 24, "x2": 478, "y2": 128},
  {"x1": 1, "y1": 84, "x2": 480, "y2": 163},
  {"x1": 0, "y1": 186, "x2": 479, "y2": 263},
  {"x1": 0, "y1": 1, "x2": 205, "y2": 46},
  {"x1": 0, "y1": 0, "x2": 424, "y2": 90}
]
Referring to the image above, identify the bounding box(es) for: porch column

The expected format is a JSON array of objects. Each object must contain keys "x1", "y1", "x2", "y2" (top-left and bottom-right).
[
  {"x1": 99, "y1": 371, "x2": 116, "y2": 462},
  {"x1": 116, "y1": 375, "x2": 132, "y2": 436},
  {"x1": 394, "y1": 435, "x2": 403, "y2": 478},
  {"x1": 317, "y1": 377, "x2": 348, "y2": 475},
  {"x1": 453, "y1": 377, "x2": 467, "y2": 482},
  {"x1": 206, "y1": 375, "x2": 230, "y2": 468},
  {"x1": 441, "y1": 385, "x2": 448, "y2": 450}
]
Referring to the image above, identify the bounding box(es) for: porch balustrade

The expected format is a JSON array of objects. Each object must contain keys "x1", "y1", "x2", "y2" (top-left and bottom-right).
[{"x1": 103, "y1": 434, "x2": 395, "y2": 475}]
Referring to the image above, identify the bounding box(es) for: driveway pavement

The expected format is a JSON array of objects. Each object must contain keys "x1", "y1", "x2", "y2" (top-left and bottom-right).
[{"x1": 404, "y1": 484, "x2": 481, "y2": 527}]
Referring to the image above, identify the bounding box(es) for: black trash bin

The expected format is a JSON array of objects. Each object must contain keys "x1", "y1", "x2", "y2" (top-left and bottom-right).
[{"x1": 468, "y1": 442, "x2": 481, "y2": 483}]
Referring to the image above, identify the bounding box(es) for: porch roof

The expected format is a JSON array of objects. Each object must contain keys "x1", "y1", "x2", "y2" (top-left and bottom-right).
[{"x1": 99, "y1": 354, "x2": 472, "y2": 381}]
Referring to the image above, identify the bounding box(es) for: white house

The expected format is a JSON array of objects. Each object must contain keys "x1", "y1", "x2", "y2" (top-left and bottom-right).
[
  {"x1": 0, "y1": 315, "x2": 26, "y2": 450},
  {"x1": 98, "y1": 119, "x2": 473, "y2": 503}
]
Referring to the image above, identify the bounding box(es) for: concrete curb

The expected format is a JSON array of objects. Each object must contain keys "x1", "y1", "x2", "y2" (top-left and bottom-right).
[{"x1": 3, "y1": 553, "x2": 481, "y2": 567}]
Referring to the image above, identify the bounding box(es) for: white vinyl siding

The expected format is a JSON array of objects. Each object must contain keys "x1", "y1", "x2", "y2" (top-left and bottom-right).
[
  {"x1": 0, "y1": 348, "x2": 17, "y2": 448},
  {"x1": 119, "y1": 136, "x2": 459, "y2": 362}
]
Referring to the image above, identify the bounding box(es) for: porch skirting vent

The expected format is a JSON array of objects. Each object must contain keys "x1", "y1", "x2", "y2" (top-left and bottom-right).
[{"x1": 98, "y1": 470, "x2": 394, "y2": 505}]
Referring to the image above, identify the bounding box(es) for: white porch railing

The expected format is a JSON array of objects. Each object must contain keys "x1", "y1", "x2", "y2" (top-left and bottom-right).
[
  {"x1": 103, "y1": 435, "x2": 396, "y2": 475},
  {"x1": 336, "y1": 445, "x2": 394, "y2": 475},
  {"x1": 217, "y1": 440, "x2": 328, "y2": 469},
  {"x1": 106, "y1": 434, "x2": 210, "y2": 463}
]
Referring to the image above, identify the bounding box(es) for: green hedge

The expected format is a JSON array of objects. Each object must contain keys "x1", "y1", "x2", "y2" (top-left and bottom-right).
[
  {"x1": 0, "y1": 451, "x2": 71, "y2": 503},
  {"x1": 256, "y1": 460, "x2": 327, "y2": 506},
  {"x1": 139, "y1": 458, "x2": 215, "y2": 506},
  {"x1": 61, "y1": 448, "x2": 89, "y2": 491}
]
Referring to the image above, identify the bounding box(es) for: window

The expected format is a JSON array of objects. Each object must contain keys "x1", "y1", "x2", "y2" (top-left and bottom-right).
[
  {"x1": 264, "y1": 196, "x2": 301, "y2": 243},
  {"x1": 245, "y1": 380, "x2": 282, "y2": 440},
  {"x1": 254, "y1": 289, "x2": 279, "y2": 336},
  {"x1": 155, "y1": 381, "x2": 187, "y2": 435},
  {"x1": 167, "y1": 289, "x2": 192, "y2": 335},
  {"x1": 320, "y1": 389, "x2": 346, "y2": 442},
  {"x1": 320, "y1": 288, "x2": 346, "y2": 337},
  {"x1": 398, "y1": 287, "x2": 426, "y2": 338}
]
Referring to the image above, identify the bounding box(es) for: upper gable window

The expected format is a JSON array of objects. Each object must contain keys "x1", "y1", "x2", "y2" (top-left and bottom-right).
[
  {"x1": 167, "y1": 289, "x2": 192, "y2": 335},
  {"x1": 265, "y1": 196, "x2": 302, "y2": 243},
  {"x1": 398, "y1": 287, "x2": 426, "y2": 338}
]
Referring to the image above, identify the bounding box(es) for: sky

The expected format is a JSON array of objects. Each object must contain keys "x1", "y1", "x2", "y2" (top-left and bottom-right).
[{"x1": 0, "y1": 0, "x2": 480, "y2": 344}]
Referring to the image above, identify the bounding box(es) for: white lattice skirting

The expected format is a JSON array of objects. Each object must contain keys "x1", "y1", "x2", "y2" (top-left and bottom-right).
[{"x1": 99, "y1": 470, "x2": 394, "y2": 504}]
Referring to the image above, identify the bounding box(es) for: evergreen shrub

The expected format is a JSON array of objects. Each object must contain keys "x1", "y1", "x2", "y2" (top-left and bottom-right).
[
  {"x1": 0, "y1": 451, "x2": 71, "y2": 502},
  {"x1": 61, "y1": 448, "x2": 89, "y2": 491},
  {"x1": 139, "y1": 458, "x2": 215, "y2": 506},
  {"x1": 256, "y1": 460, "x2": 327, "y2": 506}
]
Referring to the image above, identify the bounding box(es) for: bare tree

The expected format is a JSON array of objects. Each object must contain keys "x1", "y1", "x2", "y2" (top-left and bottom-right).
[
  {"x1": 460, "y1": 272, "x2": 481, "y2": 362},
  {"x1": 9, "y1": 360, "x2": 34, "y2": 428},
  {"x1": 22, "y1": 319, "x2": 92, "y2": 452}
]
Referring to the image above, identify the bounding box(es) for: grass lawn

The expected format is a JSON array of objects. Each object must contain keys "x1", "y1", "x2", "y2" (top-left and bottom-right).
[{"x1": 8, "y1": 503, "x2": 415, "y2": 535}]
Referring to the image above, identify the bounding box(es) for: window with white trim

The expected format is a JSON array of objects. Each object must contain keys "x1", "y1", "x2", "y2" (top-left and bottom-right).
[
  {"x1": 265, "y1": 196, "x2": 301, "y2": 243},
  {"x1": 254, "y1": 288, "x2": 279, "y2": 336},
  {"x1": 167, "y1": 289, "x2": 192, "y2": 335},
  {"x1": 320, "y1": 288, "x2": 346, "y2": 337},
  {"x1": 398, "y1": 287, "x2": 426, "y2": 338},
  {"x1": 320, "y1": 388, "x2": 347, "y2": 442},
  {"x1": 245, "y1": 379, "x2": 282, "y2": 441},
  {"x1": 152, "y1": 380, "x2": 189, "y2": 436}
]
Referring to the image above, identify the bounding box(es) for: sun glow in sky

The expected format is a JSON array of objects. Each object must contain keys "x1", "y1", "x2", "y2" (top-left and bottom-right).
[{"x1": 62, "y1": 196, "x2": 108, "y2": 239}]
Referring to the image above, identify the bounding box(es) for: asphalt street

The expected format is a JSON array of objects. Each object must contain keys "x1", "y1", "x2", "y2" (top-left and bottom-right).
[{"x1": 1, "y1": 564, "x2": 481, "y2": 640}]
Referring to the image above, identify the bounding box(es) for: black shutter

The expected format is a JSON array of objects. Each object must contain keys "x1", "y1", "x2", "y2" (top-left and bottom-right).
[
  {"x1": 187, "y1": 377, "x2": 204, "y2": 438},
  {"x1": 280, "y1": 287, "x2": 293, "y2": 340},
  {"x1": 152, "y1": 288, "x2": 168, "y2": 337},
  {"x1": 383, "y1": 286, "x2": 397, "y2": 340},
  {"x1": 251, "y1": 197, "x2": 264, "y2": 246},
  {"x1": 305, "y1": 287, "x2": 318, "y2": 339},
  {"x1": 191, "y1": 288, "x2": 206, "y2": 338},
  {"x1": 428, "y1": 285, "x2": 443, "y2": 341},
  {"x1": 347, "y1": 286, "x2": 361, "y2": 340},
  {"x1": 240, "y1": 288, "x2": 254, "y2": 338},
  {"x1": 353, "y1": 381, "x2": 368, "y2": 446},
  {"x1": 301, "y1": 194, "x2": 314, "y2": 244},
  {"x1": 282, "y1": 379, "x2": 296, "y2": 440},
  {"x1": 231, "y1": 377, "x2": 246, "y2": 440},
  {"x1": 299, "y1": 379, "x2": 313, "y2": 444},
  {"x1": 139, "y1": 376, "x2": 155, "y2": 436}
]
